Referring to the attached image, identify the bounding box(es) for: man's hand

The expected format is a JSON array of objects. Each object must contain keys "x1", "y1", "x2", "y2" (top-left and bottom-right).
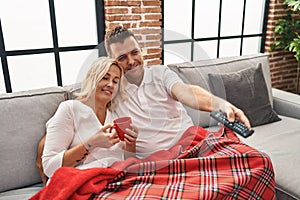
[
  {"x1": 36, "y1": 134, "x2": 48, "y2": 186},
  {"x1": 124, "y1": 123, "x2": 138, "y2": 159},
  {"x1": 171, "y1": 82, "x2": 252, "y2": 130},
  {"x1": 223, "y1": 102, "x2": 252, "y2": 130}
]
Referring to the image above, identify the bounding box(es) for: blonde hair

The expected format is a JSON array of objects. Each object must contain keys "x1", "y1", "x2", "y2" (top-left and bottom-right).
[{"x1": 75, "y1": 56, "x2": 126, "y2": 110}]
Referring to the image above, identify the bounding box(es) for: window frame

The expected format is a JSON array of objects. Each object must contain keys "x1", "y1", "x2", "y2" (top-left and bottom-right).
[
  {"x1": 161, "y1": 0, "x2": 270, "y2": 64},
  {"x1": 0, "y1": 0, "x2": 106, "y2": 93}
]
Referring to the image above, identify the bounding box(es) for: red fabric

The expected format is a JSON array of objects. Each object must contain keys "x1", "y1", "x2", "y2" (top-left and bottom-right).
[
  {"x1": 29, "y1": 167, "x2": 120, "y2": 200},
  {"x1": 30, "y1": 126, "x2": 276, "y2": 200}
]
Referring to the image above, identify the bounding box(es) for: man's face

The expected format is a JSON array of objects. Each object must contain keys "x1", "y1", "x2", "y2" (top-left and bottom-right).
[{"x1": 109, "y1": 36, "x2": 144, "y2": 84}]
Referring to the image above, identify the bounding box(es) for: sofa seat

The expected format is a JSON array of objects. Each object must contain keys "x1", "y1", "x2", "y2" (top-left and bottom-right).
[
  {"x1": 168, "y1": 53, "x2": 300, "y2": 199},
  {"x1": 1, "y1": 53, "x2": 299, "y2": 199},
  {"x1": 237, "y1": 115, "x2": 300, "y2": 200},
  {"x1": 0, "y1": 183, "x2": 43, "y2": 200}
]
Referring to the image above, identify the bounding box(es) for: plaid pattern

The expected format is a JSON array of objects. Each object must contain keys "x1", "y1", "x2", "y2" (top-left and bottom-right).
[{"x1": 92, "y1": 127, "x2": 276, "y2": 200}]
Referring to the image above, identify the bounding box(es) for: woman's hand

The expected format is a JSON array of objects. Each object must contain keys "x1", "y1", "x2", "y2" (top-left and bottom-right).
[{"x1": 83, "y1": 124, "x2": 120, "y2": 150}]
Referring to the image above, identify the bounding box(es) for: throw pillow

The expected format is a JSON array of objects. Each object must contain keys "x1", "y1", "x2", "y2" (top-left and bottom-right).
[{"x1": 208, "y1": 63, "x2": 281, "y2": 127}]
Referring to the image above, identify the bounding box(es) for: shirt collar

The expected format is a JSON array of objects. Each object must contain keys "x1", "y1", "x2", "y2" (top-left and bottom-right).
[
  {"x1": 125, "y1": 67, "x2": 152, "y2": 95},
  {"x1": 143, "y1": 67, "x2": 152, "y2": 84}
]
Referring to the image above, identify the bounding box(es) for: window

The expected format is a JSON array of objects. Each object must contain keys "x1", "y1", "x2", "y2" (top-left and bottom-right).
[
  {"x1": 0, "y1": 0, "x2": 105, "y2": 93},
  {"x1": 162, "y1": 0, "x2": 269, "y2": 65}
]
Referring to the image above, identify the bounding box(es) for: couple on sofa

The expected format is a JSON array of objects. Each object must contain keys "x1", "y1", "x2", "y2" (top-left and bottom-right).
[{"x1": 34, "y1": 25, "x2": 276, "y2": 199}]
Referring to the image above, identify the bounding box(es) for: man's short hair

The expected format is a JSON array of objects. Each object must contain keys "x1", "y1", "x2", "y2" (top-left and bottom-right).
[{"x1": 105, "y1": 25, "x2": 138, "y2": 57}]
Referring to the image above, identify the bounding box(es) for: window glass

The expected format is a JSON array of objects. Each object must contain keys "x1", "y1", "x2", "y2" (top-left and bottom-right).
[
  {"x1": 0, "y1": 0, "x2": 53, "y2": 50},
  {"x1": 219, "y1": 38, "x2": 241, "y2": 57},
  {"x1": 194, "y1": 41, "x2": 218, "y2": 60},
  {"x1": 0, "y1": 62, "x2": 5, "y2": 94},
  {"x1": 60, "y1": 49, "x2": 98, "y2": 86},
  {"x1": 242, "y1": 37, "x2": 262, "y2": 55},
  {"x1": 164, "y1": 0, "x2": 192, "y2": 40},
  {"x1": 244, "y1": 0, "x2": 264, "y2": 34},
  {"x1": 220, "y1": 0, "x2": 244, "y2": 36},
  {"x1": 164, "y1": 43, "x2": 191, "y2": 65},
  {"x1": 163, "y1": 0, "x2": 267, "y2": 64},
  {"x1": 54, "y1": 0, "x2": 97, "y2": 47},
  {"x1": 8, "y1": 54, "x2": 57, "y2": 92},
  {"x1": 194, "y1": 0, "x2": 220, "y2": 38}
]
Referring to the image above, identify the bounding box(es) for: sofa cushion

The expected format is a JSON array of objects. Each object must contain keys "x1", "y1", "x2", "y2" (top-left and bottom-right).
[
  {"x1": 0, "y1": 87, "x2": 67, "y2": 193},
  {"x1": 63, "y1": 83, "x2": 81, "y2": 100},
  {"x1": 0, "y1": 183, "x2": 43, "y2": 200},
  {"x1": 272, "y1": 88, "x2": 300, "y2": 120},
  {"x1": 238, "y1": 115, "x2": 300, "y2": 200},
  {"x1": 167, "y1": 53, "x2": 272, "y2": 127},
  {"x1": 207, "y1": 63, "x2": 281, "y2": 127}
]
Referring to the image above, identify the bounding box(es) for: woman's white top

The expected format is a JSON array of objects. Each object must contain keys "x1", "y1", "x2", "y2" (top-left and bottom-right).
[{"x1": 42, "y1": 100, "x2": 124, "y2": 178}]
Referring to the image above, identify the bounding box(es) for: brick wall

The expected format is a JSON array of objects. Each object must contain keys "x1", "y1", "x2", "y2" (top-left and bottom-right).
[
  {"x1": 265, "y1": 0, "x2": 300, "y2": 93},
  {"x1": 104, "y1": 0, "x2": 162, "y2": 66},
  {"x1": 104, "y1": 0, "x2": 299, "y2": 94}
]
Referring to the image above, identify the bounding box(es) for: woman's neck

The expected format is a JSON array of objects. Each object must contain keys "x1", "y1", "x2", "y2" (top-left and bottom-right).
[
  {"x1": 80, "y1": 99, "x2": 107, "y2": 125},
  {"x1": 95, "y1": 105, "x2": 107, "y2": 125}
]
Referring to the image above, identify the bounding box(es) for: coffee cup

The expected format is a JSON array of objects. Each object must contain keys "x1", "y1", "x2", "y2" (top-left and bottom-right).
[{"x1": 110, "y1": 117, "x2": 132, "y2": 141}]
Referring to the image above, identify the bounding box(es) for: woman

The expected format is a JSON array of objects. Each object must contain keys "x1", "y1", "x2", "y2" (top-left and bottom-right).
[{"x1": 42, "y1": 57, "x2": 138, "y2": 180}]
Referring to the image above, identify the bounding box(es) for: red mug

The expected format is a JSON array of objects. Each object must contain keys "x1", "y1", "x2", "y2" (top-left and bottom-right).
[{"x1": 110, "y1": 117, "x2": 132, "y2": 141}]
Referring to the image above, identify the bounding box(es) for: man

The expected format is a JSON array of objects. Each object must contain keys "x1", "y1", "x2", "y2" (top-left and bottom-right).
[
  {"x1": 104, "y1": 25, "x2": 251, "y2": 158},
  {"x1": 36, "y1": 25, "x2": 251, "y2": 184}
]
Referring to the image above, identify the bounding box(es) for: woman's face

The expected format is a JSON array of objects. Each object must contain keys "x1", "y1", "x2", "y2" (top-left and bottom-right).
[{"x1": 95, "y1": 64, "x2": 121, "y2": 105}]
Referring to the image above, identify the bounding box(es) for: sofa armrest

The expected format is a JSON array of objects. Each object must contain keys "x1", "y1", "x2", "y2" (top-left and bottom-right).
[{"x1": 272, "y1": 88, "x2": 300, "y2": 120}]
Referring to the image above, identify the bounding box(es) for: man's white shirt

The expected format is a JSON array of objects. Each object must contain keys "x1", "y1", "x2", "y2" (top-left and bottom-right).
[{"x1": 113, "y1": 65, "x2": 194, "y2": 159}]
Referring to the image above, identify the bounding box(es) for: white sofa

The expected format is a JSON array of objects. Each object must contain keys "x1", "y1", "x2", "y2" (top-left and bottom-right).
[{"x1": 1, "y1": 53, "x2": 299, "y2": 199}]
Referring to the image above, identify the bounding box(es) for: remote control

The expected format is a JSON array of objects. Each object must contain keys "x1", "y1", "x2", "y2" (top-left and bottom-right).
[{"x1": 210, "y1": 109, "x2": 254, "y2": 138}]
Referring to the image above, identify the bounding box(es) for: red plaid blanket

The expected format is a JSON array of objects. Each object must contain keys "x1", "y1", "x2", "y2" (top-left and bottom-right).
[{"x1": 30, "y1": 126, "x2": 276, "y2": 200}]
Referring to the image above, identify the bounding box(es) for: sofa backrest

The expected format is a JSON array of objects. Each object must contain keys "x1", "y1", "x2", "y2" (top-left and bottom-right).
[
  {"x1": 0, "y1": 87, "x2": 67, "y2": 192},
  {"x1": 167, "y1": 53, "x2": 272, "y2": 127}
]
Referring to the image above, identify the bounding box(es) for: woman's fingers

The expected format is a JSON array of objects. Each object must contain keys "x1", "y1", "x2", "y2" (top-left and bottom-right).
[{"x1": 101, "y1": 123, "x2": 113, "y2": 132}]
